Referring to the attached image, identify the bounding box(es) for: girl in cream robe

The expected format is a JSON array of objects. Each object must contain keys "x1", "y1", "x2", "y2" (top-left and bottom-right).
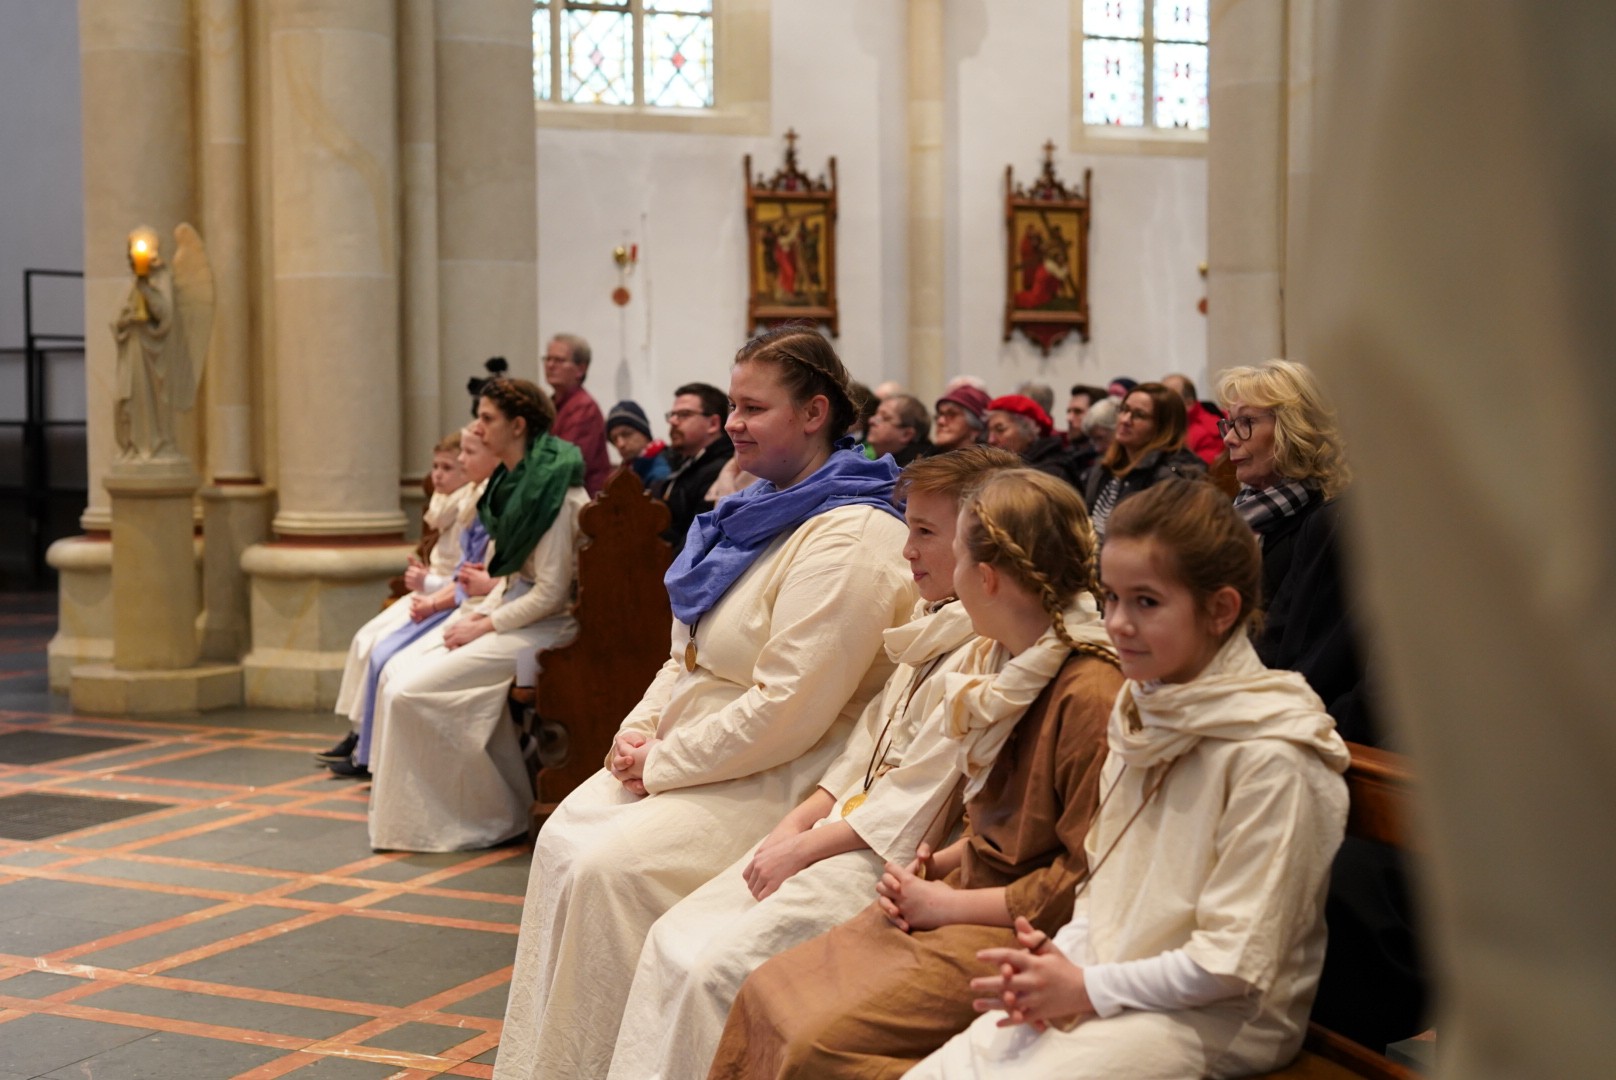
[
  {"x1": 910, "y1": 481, "x2": 1351, "y2": 1080},
  {"x1": 332, "y1": 454, "x2": 475, "y2": 726},
  {"x1": 366, "y1": 484, "x2": 590, "y2": 853},
  {"x1": 608, "y1": 596, "x2": 992, "y2": 1080}
]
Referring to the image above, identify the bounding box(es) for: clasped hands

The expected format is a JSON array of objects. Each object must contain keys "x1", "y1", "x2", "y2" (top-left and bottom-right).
[
  {"x1": 971, "y1": 916, "x2": 1095, "y2": 1031},
  {"x1": 609, "y1": 731, "x2": 657, "y2": 797}
]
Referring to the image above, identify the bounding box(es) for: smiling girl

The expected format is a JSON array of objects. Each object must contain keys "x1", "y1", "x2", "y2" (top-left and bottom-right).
[{"x1": 909, "y1": 479, "x2": 1349, "y2": 1079}]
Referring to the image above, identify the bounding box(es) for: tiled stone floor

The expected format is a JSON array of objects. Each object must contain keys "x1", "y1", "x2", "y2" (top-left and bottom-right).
[{"x1": 0, "y1": 595, "x2": 526, "y2": 1078}]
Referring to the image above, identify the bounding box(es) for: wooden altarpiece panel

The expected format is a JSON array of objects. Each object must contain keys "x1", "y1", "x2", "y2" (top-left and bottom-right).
[
  {"x1": 744, "y1": 129, "x2": 839, "y2": 336},
  {"x1": 1004, "y1": 142, "x2": 1092, "y2": 354}
]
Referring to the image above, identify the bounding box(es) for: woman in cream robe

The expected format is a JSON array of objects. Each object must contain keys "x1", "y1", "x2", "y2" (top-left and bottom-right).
[
  {"x1": 908, "y1": 633, "x2": 1350, "y2": 1079},
  {"x1": 495, "y1": 327, "x2": 916, "y2": 1080}
]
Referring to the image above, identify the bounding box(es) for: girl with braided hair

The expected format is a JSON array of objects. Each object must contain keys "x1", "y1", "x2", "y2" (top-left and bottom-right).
[{"x1": 708, "y1": 469, "x2": 1123, "y2": 1080}]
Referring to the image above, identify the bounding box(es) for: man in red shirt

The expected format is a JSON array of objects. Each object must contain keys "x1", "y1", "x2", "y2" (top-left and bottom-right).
[
  {"x1": 1164, "y1": 372, "x2": 1225, "y2": 465},
  {"x1": 544, "y1": 333, "x2": 611, "y2": 494}
]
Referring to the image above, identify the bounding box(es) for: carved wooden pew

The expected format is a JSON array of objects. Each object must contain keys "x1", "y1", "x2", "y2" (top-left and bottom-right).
[
  {"x1": 510, "y1": 466, "x2": 673, "y2": 826},
  {"x1": 1254, "y1": 743, "x2": 1422, "y2": 1080}
]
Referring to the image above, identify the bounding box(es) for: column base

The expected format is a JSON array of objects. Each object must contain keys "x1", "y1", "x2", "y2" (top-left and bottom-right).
[
  {"x1": 46, "y1": 536, "x2": 114, "y2": 693},
  {"x1": 69, "y1": 662, "x2": 244, "y2": 715},
  {"x1": 241, "y1": 541, "x2": 413, "y2": 709}
]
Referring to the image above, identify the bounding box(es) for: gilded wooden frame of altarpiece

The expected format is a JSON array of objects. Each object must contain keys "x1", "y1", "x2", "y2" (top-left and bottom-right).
[
  {"x1": 744, "y1": 130, "x2": 839, "y2": 336},
  {"x1": 1004, "y1": 142, "x2": 1092, "y2": 355}
]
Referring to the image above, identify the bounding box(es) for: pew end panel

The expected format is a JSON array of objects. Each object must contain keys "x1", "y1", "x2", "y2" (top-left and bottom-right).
[{"x1": 524, "y1": 466, "x2": 672, "y2": 822}]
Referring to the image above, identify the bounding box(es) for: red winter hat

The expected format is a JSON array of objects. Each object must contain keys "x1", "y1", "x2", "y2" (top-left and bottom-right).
[
  {"x1": 987, "y1": 394, "x2": 1054, "y2": 437},
  {"x1": 935, "y1": 386, "x2": 991, "y2": 427}
]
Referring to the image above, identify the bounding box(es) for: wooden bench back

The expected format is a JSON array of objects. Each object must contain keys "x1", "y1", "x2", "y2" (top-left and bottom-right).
[
  {"x1": 529, "y1": 466, "x2": 672, "y2": 812},
  {"x1": 1255, "y1": 741, "x2": 1421, "y2": 1080}
]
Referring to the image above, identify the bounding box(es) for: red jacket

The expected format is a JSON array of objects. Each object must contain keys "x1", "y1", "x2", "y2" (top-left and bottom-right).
[{"x1": 1184, "y1": 401, "x2": 1224, "y2": 465}]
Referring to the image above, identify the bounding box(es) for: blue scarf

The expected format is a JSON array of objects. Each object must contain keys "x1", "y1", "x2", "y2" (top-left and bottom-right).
[{"x1": 665, "y1": 440, "x2": 903, "y2": 624}]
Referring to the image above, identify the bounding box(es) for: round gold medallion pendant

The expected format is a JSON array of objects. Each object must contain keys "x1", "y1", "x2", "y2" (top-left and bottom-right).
[{"x1": 684, "y1": 640, "x2": 697, "y2": 672}]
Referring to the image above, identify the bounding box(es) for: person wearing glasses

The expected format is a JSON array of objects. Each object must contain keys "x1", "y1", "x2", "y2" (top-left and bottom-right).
[
  {"x1": 650, "y1": 382, "x2": 735, "y2": 555},
  {"x1": 1080, "y1": 381, "x2": 1206, "y2": 539}
]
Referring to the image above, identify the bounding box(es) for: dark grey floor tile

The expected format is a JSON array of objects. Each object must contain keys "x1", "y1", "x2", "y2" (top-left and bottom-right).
[
  {"x1": 287, "y1": 883, "x2": 374, "y2": 904},
  {"x1": 120, "y1": 746, "x2": 316, "y2": 786},
  {"x1": 0, "y1": 848, "x2": 75, "y2": 867},
  {"x1": 51, "y1": 742, "x2": 187, "y2": 772},
  {"x1": 73, "y1": 857, "x2": 285, "y2": 895},
  {"x1": 40, "y1": 1030, "x2": 285, "y2": 1079},
  {"x1": 368, "y1": 892, "x2": 521, "y2": 925},
  {"x1": 362, "y1": 1020, "x2": 481, "y2": 1055},
  {"x1": 345, "y1": 851, "x2": 487, "y2": 884},
  {"x1": 139, "y1": 812, "x2": 370, "y2": 872},
  {"x1": 237, "y1": 792, "x2": 302, "y2": 806},
  {"x1": 169, "y1": 917, "x2": 516, "y2": 1006},
  {"x1": 195, "y1": 708, "x2": 335, "y2": 733},
  {"x1": 67, "y1": 806, "x2": 248, "y2": 850},
  {"x1": 439, "y1": 981, "x2": 509, "y2": 1020},
  {"x1": 76, "y1": 904, "x2": 302, "y2": 970},
  {"x1": 0, "y1": 878, "x2": 216, "y2": 953},
  {"x1": 277, "y1": 1057, "x2": 409, "y2": 1079},
  {"x1": 0, "y1": 1013, "x2": 152, "y2": 1076},
  {"x1": 0, "y1": 970, "x2": 90, "y2": 998},
  {"x1": 431, "y1": 854, "x2": 533, "y2": 897},
  {"x1": 472, "y1": 1045, "x2": 499, "y2": 1064},
  {"x1": 85, "y1": 983, "x2": 365, "y2": 1039},
  {"x1": 44, "y1": 776, "x2": 218, "y2": 802}
]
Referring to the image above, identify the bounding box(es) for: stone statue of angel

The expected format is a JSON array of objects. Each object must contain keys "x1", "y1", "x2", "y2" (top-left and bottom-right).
[{"x1": 113, "y1": 223, "x2": 215, "y2": 464}]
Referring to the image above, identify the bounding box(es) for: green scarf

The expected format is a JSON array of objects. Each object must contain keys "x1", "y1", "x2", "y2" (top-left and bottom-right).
[{"x1": 478, "y1": 433, "x2": 585, "y2": 577}]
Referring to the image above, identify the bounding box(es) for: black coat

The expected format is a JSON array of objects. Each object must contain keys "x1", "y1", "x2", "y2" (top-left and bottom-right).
[
  {"x1": 1081, "y1": 446, "x2": 1207, "y2": 510},
  {"x1": 650, "y1": 437, "x2": 734, "y2": 556},
  {"x1": 1021, "y1": 435, "x2": 1084, "y2": 488}
]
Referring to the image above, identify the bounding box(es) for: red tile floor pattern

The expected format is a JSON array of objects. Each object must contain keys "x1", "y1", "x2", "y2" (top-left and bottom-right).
[{"x1": 0, "y1": 598, "x2": 530, "y2": 1078}]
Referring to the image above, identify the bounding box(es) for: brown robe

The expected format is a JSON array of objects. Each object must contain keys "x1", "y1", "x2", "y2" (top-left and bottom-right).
[{"x1": 707, "y1": 652, "x2": 1122, "y2": 1080}]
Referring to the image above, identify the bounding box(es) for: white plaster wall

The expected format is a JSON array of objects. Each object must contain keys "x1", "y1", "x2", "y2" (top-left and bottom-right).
[
  {"x1": 535, "y1": 0, "x2": 910, "y2": 424},
  {"x1": 947, "y1": 0, "x2": 1208, "y2": 396},
  {"x1": 0, "y1": 0, "x2": 84, "y2": 352}
]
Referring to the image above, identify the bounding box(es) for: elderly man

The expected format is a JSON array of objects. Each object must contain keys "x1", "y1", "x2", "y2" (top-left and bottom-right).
[
  {"x1": 649, "y1": 382, "x2": 734, "y2": 555},
  {"x1": 985, "y1": 393, "x2": 1083, "y2": 487},
  {"x1": 864, "y1": 393, "x2": 934, "y2": 465},
  {"x1": 931, "y1": 385, "x2": 990, "y2": 452},
  {"x1": 545, "y1": 333, "x2": 611, "y2": 494},
  {"x1": 1163, "y1": 372, "x2": 1224, "y2": 464}
]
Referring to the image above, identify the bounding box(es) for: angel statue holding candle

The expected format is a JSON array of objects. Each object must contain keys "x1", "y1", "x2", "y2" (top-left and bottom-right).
[{"x1": 113, "y1": 223, "x2": 214, "y2": 463}]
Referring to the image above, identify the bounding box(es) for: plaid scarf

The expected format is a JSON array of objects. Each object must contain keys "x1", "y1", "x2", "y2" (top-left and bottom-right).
[{"x1": 1233, "y1": 479, "x2": 1318, "y2": 537}]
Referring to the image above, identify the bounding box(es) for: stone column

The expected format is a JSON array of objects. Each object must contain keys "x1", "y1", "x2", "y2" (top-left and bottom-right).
[
  {"x1": 398, "y1": 0, "x2": 441, "y2": 530},
  {"x1": 198, "y1": 0, "x2": 274, "y2": 662},
  {"x1": 241, "y1": 0, "x2": 411, "y2": 708},
  {"x1": 51, "y1": 0, "x2": 198, "y2": 689},
  {"x1": 434, "y1": 0, "x2": 538, "y2": 430},
  {"x1": 1206, "y1": 0, "x2": 1288, "y2": 378},
  {"x1": 906, "y1": 0, "x2": 945, "y2": 405}
]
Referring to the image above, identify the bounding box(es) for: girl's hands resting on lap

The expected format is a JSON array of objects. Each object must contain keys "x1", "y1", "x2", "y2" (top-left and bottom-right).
[
  {"x1": 609, "y1": 731, "x2": 655, "y2": 797},
  {"x1": 457, "y1": 562, "x2": 495, "y2": 597},
  {"x1": 403, "y1": 557, "x2": 428, "y2": 593},
  {"x1": 743, "y1": 831, "x2": 815, "y2": 901},
  {"x1": 443, "y1": 613, "x2": 493, "y2": 650},
  {"x1": 971, "y1": 916, "x2": 1095, "y2": 1030},
  {"x1": 875, "y1": 843, "x2": 952, "y2": 932},
  {"x1": 408, "y1": 593, "x2": 439, "y2": 623}
]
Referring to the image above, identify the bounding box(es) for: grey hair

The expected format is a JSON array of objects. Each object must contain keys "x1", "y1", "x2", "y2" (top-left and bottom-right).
[
  {"x1": 1081, "y1": 397, "x2": 1119, "y2": 435},
  {"x1": 1014, "y1": 381, "x2": 1055, "y2": 416},
  {"x1": 550, "y1": 333, "x2": 592, "y2": 374}
]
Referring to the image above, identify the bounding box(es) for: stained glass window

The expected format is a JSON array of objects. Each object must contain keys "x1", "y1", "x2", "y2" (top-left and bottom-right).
[
  {"x1": 1082, "y1": 0, "x2": 1208, "y2": 132},
  {"x1": 534, "y1": 1, "x2": 715, "y2": 110}
]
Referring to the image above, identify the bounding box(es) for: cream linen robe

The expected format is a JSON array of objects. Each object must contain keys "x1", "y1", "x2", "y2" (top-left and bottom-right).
[
  {"x1": 495, "y1": 505, "x2": 915, "y2": 1080},
  {"x1": 910, "y1": 634, "x2": 1349, "y2": 1080},
  {"x1": 332, "y1": 483, "x2": 478, "y2": 724},
  {"x1": 366, "y1": 486, "x2": 589, "y2": 853},
  {"x1": 608, "y1": 599, "x2": 996, "y2": 1080}
]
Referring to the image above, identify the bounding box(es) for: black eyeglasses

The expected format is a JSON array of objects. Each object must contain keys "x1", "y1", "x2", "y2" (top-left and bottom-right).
[
  {"x1": 665, "y1": 409, "x2": 707, "y2": 422},
  {"x1": 1217, "y1": 413, "x2": 1273, "y2": 441}
]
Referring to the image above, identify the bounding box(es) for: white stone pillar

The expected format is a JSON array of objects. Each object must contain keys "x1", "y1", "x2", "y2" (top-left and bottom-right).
[
  {"x1": 198, "y1": 0, "x2": 273, "y2": 662},
  {"x1": 399, "y1": 0, "x2": 442, "y2": 504},
  {"x1": 434, "y1": 0, "x2": 539, "y2": 429},
  {"x1": 907, "y1": 0, "x2": 945, "y2": 405},
  {"x1": 242, "y1": 0, "x2": 411, "y2": 708},
  {"x1": 52, "y1": 0, "x2": 198, "y2": 689},
  {"x1": 1206, "y1": 0, "x2": 1288, "y2": 378}
]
